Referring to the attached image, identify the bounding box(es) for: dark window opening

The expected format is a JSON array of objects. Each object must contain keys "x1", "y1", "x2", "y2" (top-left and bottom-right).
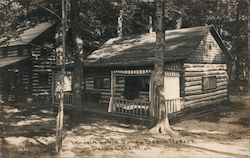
[
  {"x1": 208, "y1": 43, "x2": 212, "y2": 50},
  {"x1": 17, "y1": 47, "x2": 23, "y2": 56},
  {"x1": 38, "y1": 73, "x2": 49, "y2": 86},
  {"x1": 41, "y1": 49, "x2": 49, "y2": 60},
  {"x1": 124, "y1": 76, "x2": 149, "y2": 100},
  {"x1": 94, "y1": 77, "x2": 110, "y2": 89},
  {"x1": 202, "y1": 76, "x2": 217, "y2": 90}
]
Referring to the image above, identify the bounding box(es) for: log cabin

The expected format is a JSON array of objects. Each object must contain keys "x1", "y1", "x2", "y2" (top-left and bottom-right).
[
  {"x1": 0, "y1": 21, "x2": 56, "y2": 102},
  {"x1": 52, "y1": 25, "x2": 233, "y2": 118}
]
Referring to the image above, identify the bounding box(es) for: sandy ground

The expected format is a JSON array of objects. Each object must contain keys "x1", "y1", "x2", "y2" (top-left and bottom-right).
[{"x1": 0, "y1": 95, "x2": 249, "y2": 158}]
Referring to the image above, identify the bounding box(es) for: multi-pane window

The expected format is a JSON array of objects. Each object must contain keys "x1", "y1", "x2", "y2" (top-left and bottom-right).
[
  {"x1": 202, "y1": 76, "x2": 217, "y2": 90},
  {"x1": 94, "y1": 77, "x2": 111, "y2": 89}
]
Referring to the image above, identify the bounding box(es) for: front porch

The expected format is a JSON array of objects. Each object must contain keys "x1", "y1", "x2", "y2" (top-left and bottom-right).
[
  {"x1": 51, "y1": 65, "x2": 184, "y2": 119},
  {"x1": 52, "y1": 91, "x2": 183, "y2": 119},
  {"x1": 108, "y1": 69, "x2": 184, "y2": 118}
]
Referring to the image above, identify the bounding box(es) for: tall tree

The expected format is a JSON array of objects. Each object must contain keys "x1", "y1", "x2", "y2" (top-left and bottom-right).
[
  {"x1": 55, "y1": 0, "x2": 67, "y2": 154},
  {"x1": 70, "y1": 0, "x2": 84, "y2": 115},
  {"x1": 150, "y1": 0, "x2": 174, "y2": 134}
]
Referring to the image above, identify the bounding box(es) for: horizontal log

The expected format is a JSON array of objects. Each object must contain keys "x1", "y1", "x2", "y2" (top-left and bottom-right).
[
  {"x1": 185, "y1": 76, "x2": 202, "y2": 82},
  {"x1": 185, "y1": 85, "x2": 202, "y2": 91},
  {"x1": 184, "y1": 71, "x2": 227, "y2": 77},
  {"x1": 185, "y1": 85, "x2": 227, "y2": 96},
  {"x1": 85, "y1": 80, "x2": 94, "y2": 83},
  {"x1": 32, "y1": 89, "x2": 51, "y2": 92},
  {"x1": 217, "y1": 81, "x2": 228, "y2": 87},
  {"x1": 185, "y1": 93, "x2": 227, "y2": 105},
  {"x1": 33, "y1": 86, "x2": 51, "y2": 89},
  {"x1": 185, "y1": 90, "x2": 227, "y2": 101},
  {"x1": 87, "y1": 88, "x2": 110, "y2": 92},
  {"x1": 86, "y1": 86, "x2": 94, "y2": 89},
  {"x1": 99, "y1": 91, "x2": 111, "y2": 96},
  {"x1": 185, "y1": 67, "x2": 227, "y2": 72},
  {"x1": 115, "y1": 84, "x2": 125, "y2": 88},
  {"x1": 216, "y1": 85, "x2": 228, "y2": 90},
  {"x1": 185, "y1": 81, "x2": 202, "y2": 87},
  {"x1": 185, "y1": 89, "x2": 227, "y2": 101},
  {"x1": 217, "y1": 78, "x2": 228, "y2": 82},
  {"x1": 185, "y1": 90, "x2": 203, "y2": 96},
  {"x1": 116, "y1": 80, "x2": 125, "y2": 83},
  {"x1": 100, "y1": 95, "x2": 111, "y2": 99},
  {"x1": 85, "y1": 77, "x2": 94, "y2": 80},
  {"x1": 185, "y1": 97, "x2": 228, "y2": 107},
  {"x1": 184, "y1": 63, "x2": 227, "y2": 68},
  {"x1": 215, "y1": 74, "x2": 228, "y2": 79}
]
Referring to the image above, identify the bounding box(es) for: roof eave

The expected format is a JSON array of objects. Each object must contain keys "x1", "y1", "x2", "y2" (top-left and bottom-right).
[{"x1": 210, "y1": 26, "x2": 234, "y2": 61}]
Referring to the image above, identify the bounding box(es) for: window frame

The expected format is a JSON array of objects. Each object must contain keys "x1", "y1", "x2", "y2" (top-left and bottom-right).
[
  {"x1": 94, "y1": 76, "x2": 111, "y2": 89},
  {"x1": 202, "y1": 76, "x2": 217, "y2": 91}
]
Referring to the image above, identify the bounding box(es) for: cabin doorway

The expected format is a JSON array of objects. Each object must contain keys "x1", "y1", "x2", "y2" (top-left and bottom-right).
[{"x1": 124, "y1": 76, "x2": 150, "y2": 100}]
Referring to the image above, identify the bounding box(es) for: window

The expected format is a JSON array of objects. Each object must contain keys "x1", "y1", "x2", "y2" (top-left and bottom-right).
[
  {"x1": 202, "y1": 76, "x2": 217, "y2": 90},
  {"x1": 41, "y1": 49, "x2": 49, "y2": 60},
  {"x1": 205, "y1": 42, "x2": 213, "y2": 55},
  {"x1": 38, "y1": 73, "x2": 49, "y2": 86},
  {"x1": 94, "y1": 77, "x2": 111, "y2": 89}
]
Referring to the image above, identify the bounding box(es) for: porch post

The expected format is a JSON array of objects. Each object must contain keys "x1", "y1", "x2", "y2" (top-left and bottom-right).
[
  {"x1": 149, "y1": 71, "x2": 155, "y2": 117},
  {"x1": 108, "y1": 71, "x2": 115, "y2": 112}
]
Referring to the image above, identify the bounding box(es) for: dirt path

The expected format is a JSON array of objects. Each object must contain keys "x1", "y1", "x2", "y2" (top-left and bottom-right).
[{"x1": 0, "y1": 95, "x2": 249, "y2": 158}]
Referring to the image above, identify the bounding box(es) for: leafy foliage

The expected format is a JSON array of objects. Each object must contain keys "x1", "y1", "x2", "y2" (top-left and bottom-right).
[{"x1": 0, "y1": 0, "x2": 248, "y2": 58}]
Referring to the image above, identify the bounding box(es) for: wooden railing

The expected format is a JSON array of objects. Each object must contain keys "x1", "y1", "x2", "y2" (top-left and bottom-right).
[
  {"x1": 111, "y1": 97, "x2": 150, "y2": 117},
  {"x1": 54, "y1": 92, "x2": 73, "y2": 107},
  {"x1": 165, "y1": 98, "x2": 182, "y2": 114}
]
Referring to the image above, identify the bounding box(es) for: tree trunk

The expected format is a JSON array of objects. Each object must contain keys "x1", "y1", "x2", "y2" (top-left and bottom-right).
[
  {"x1": 56, "y1": 0, "x2": 66, "y2": 153},
  {"x1": 150, "y1": 0, "x2": 175, "y2": 135},
  {"x1": 70, "y1": 0, "x2": 83, "y2": 114},
  {"x1": 248, "y1": 4, "x2": 250, "y2": 95},
  {"x1": 117, "y1": 0, "x2": 126, "y2": 38},
  {"x1": 233, "y1": 1, "x2": 242, "y2": 93}
]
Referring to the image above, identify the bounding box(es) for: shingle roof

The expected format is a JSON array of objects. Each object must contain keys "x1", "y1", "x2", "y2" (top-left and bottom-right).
[
  {"x1": 0, "y1": 21, "x2": 55, "y2": 47},
  {"x1": 85, "y1": 25, "x2": 231, "y2": 67}
]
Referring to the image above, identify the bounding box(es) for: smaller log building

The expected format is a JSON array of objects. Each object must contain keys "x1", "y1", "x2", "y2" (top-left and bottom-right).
[{"x1": 0, "y1": 21, "x2": 56, "y2": 102}]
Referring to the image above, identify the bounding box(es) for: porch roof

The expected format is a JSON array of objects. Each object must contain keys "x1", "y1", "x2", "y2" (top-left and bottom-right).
[
  {"x1": 0, "y1": 56, "x2": 30, "y2": 69},
  {"x1": 85, "y1": 25, "x2": 232, "y2": 67}
]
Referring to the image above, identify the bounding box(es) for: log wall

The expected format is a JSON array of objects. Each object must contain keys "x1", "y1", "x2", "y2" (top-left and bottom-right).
[
  {"x1": 185, "y1": 32, "x2": 227, "y2": 64},
  {"x1": 183, "y1": 63, "x2": 228, "y2": 107},
  {"x1": 85, "y1": 75, "x2": 150, "y2": 104},
  {"x1": 0, "y1": 46, "x2": 32, "y2": 101},
  {"x1": 85, "y1": 75, "x2": 125, "y2": 104},
  {"x1": 31, "y1": 48, "x2": 55, "y2": 98}
]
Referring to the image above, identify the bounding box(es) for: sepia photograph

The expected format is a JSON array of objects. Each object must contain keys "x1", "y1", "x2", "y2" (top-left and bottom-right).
[{"x1": 0, "y1": 0, "x2": 249, "y2": 157}]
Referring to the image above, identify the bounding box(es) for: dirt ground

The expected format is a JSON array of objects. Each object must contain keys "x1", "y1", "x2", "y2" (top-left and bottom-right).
[{"x1": 0, "y1": 95, "x2": 249, "y2": 158}]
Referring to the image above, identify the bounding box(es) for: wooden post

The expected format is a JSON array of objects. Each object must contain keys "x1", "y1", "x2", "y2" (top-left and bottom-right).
[
  {"x1": 149, "y1": 72, "x2": 155, "y2": 117},
  {"x1": 56, "y1": 0, "x2": 67, "y2": 154},
  {"x1": 108, "y1": 71, "x2": 115, "y2": 112}
]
